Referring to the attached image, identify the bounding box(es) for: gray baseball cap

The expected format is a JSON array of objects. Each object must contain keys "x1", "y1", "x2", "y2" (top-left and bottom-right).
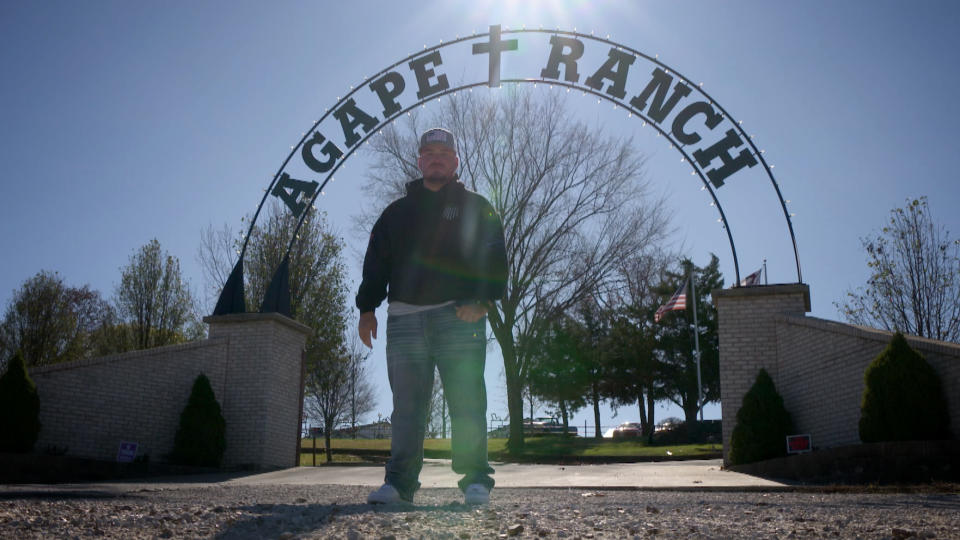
[{"x1": 419, "y1": 127, "x2": 457, "y2": 153}]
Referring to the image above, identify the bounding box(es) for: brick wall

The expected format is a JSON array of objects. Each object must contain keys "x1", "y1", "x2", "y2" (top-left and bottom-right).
[
  {"x1": 714, "y1": 284, "x2": 960, "y2": 465},
  {"x1": 775, "y1": 315, "x2": 960, "y2": 449},
  {"x1": 31, "y1": 339, "x2": 229, "y2": 464},
  {"x1": 713, "y1": 284, "x2": 810, "y2": 464},
  {"x1": 29, "y1": 313, "x2": 309, "y2": 469},
  {"x1": 206, "y1": 313, "x2": 311, "y2": 469}
]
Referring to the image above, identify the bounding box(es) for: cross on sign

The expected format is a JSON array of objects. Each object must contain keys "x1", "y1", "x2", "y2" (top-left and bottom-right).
[{"x1": 472, "y1": 25, "x2": 518, "y2": 87}]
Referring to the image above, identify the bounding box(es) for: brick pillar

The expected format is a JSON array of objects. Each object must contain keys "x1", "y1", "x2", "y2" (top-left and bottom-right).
[
  {"x1": 204, "y1": 313, "x2": 310, "y2": 469},
  {"x1": 711, "y1": 284, "x2": 810, "y2": 465}
]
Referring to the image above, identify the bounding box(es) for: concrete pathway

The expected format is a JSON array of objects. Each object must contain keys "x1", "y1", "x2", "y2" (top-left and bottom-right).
[
  {"x1": 2, "y1": 459, "x2": 788, "y2": 496},
  {"x1": 220, "y1": 458, "x2": 785, "y2": 490}
]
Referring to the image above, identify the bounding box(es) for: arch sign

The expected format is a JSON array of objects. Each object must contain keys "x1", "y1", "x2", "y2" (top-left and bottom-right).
[{"x1": 214, "y1": 25, "x2": 801, "y2": 316}]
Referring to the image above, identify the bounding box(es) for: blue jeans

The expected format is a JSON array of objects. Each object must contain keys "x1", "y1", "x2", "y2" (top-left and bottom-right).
[{"x1": 384, "y1": 304, "x2": 494, "y2": 500}]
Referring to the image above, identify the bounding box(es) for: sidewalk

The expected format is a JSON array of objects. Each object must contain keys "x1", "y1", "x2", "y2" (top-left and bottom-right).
[
  {"x1": 227, "y1": 458, "x2": 785, "y2": 490},
  {"x1": 1, "y1": 459, "x2": 787, "y2": 496}
]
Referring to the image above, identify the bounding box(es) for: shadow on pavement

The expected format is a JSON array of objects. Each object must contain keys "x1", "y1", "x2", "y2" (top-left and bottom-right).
[{"x1": 213, "y1": 499, "x2": 477, "y2": 539}]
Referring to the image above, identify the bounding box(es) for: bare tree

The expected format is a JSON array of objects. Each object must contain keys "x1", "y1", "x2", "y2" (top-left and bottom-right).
[
  {"x1": 199, "y1": 201, "x2": 350, "y2": 371},
  {"x1": 0, "y1": 271, "x2": 113, "y2": 369},
  {"x1": 838, "y1": 197, "x2": 960, "y2": 343},
  {"x1": 303, "y1": 336, "x2": 377, "y2": 457},
  {"x1": 521, "y1": 384, "x2": 542, "y2": 425},
  {"x1": 200, "y1": 202, "x2": 356, "y2": 461},
  {"x1": 115, "y1": 239, "x2": 200, "y2": 350},
  {"x1": 363, "y1": 88, "x2": 671, "y2": 451},
  {"x1": 196, "y1": 223, "x2": 236, "y2": 314},
  {"x1": 303, "y1": 353, "x2": 349, "y2": 463},
  {"x1": 344, "y1": 336, "x2": 377, "y2": 438},
  {"x1": 602, "y1": 250, "x2": 672, "y2": 436},
  {"x1": 422, "y1": 371, "x2": 454, "y2": 439}
]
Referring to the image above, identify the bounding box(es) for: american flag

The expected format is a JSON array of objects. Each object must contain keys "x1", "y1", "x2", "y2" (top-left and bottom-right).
[
  {"x1": 655, "y1": 282, "x2": 687, "y2": 322},
  {"x1": 740, "y1": 268, "x2": 762, "y2": 287}
]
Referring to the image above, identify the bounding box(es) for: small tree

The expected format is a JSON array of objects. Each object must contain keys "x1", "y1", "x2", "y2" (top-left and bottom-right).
[
  {"x1": 838, "y1": 197, "x2": 960, "y2": 343},
  {"x1": 200, "y1": 205, "x2": 354, "y2": 459},
  {"x1": 115, "y1": 239, "x2": 200, "y2": 350},
  {"x1": 171, "y1": 373, "x2": 226, "y2": 467},
  {"x1": 859, "y1": 332, "x2": 951, "y2": 443},
  {"x1": 343, "y1": 340, "x2": 377, "y2": 439},
  {"x1": 425, "y1": 374, "x2": 449, "y2": 439},
  {"x1": 602, "y1": 250, "x2": 673, "y2": 438},
  {"x1": 0, "y1": 270, "x2": 113, "y2": 369},
  {"x1": 527, "y1": 315, "x2": 589, "y2": 436},
  {"x1": 0, "y1": 350, "x2": 41, "y2": 453},
  {"x1": 654, "y1": 256, "x2": 723, "y2": 423},
  {"x1": 729, "y1": 368, "x2": 793, "y2": 465}
]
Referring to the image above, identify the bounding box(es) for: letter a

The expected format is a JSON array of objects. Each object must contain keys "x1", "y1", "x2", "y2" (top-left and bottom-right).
[
  {"x1": 584, "y1": 48, "x2": 636, "y2": 100},
  {"x1": 333, "y1": 98, "x2": 379, "y2": 148},
  {"x1": 272, "y1": 173, "x2": 318, "y2": 218}
]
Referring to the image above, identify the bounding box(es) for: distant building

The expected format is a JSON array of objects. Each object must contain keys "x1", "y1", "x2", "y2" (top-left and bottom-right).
[{"x1": 331, "y1": 420, "x2": 392, "y2": 439}]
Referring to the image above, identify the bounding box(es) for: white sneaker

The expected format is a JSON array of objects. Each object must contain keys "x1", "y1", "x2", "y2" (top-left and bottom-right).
[
  {"x1": 367, "y1": 483, "x2": 403, "y2": 504},
  {"x1": 463, "y1": 483, "x2": 490, "y2": 505}
]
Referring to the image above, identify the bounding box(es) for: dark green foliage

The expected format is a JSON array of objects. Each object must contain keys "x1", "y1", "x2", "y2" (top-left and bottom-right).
[
  {"x1": 0, "y1": 350, "x2": 42, "y2": 453},
  {"x1": 729, "y1": 368, "x2": 794, "y2": 465},
  {"x1": 859, "y1": 332, "x2": 951, "y2": 443},
  {"x1": 652, "y1": 420, "x2": 722, "y2": 445},
  {"x1": 0, "y1": 270, "x2": 114, "y2": 367},
  {"x1": 170, "y1": 373, "x2": 225, "y2": 467},
  {"x1": 654, "y1": 255, "x2": 723, "y2": 423},
  {"x1": 526, "y1": 316, "x2": 590, "y2": 434}
]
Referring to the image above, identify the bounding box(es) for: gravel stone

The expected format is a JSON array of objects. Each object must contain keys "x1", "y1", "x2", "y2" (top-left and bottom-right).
[{"x1": 0, "y1": 484, "x2": 957, "y2": 538}]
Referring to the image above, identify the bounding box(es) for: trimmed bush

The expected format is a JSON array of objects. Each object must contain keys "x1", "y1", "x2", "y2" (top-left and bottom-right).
[
  {"x1": 729, "y1": 368, "x2": 794, "y2": 465},
  {"x1": 0, "y1": 350, "x2": 42, "y2": 453},
  {"x1": 170, "y1": 373, "x2": 226, "y2": 467},
  {"x1": 859, "y1": 332, "x2": 951, "y2": 443}
]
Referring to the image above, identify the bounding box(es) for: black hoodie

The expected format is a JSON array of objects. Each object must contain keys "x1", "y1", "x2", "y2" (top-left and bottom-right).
[{"x1": 356, "y1": 178, "x2": 508, "y2": 313}]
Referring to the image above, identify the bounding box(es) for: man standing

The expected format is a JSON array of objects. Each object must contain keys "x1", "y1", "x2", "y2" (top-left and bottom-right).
[{"x1": 357, "y1": 128, "x2": 508, "y2": 505}]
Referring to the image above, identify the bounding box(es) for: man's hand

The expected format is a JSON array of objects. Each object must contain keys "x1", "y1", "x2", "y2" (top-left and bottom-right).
[
  {"x1": 358, "y1": 311, "x2": 378, "y2": 348},
  {"x1": 455, "y1": 303, "x2": 488, "y2": 323}
]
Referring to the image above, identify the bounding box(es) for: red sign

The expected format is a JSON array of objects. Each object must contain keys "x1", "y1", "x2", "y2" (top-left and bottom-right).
[{"x1": 786, "y1": 434, "x2": 812, "y2": 454}]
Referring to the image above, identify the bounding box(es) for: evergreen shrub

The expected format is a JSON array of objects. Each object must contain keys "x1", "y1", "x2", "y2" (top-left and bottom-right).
[
  {"x1": 729, "y1": 368, "x2": 793, "y2": 465},
  {"x1": 0, "y1": 350, "x2": 42, "y2": 453},
  {"x1": 859, "y1": 332, "x2": 951, "y2": 443},
  {"x1": 170, "y1": 373, "x2": 226, "y2": 467}
]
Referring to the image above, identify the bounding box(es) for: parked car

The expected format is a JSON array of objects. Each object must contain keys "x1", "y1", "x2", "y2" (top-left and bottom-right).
[
  {"x1": 523, "y1": 417, "x2": 577, "y2": 436},
  {"x1": 612, "y1": 422, "x2": 643, "y2": 440},
  {"x1": 655, "y1": 418, "x2": 682, "y2": 433},
  {"x1": 652, "y1": 419, "x2": 722, "y2": 444}
]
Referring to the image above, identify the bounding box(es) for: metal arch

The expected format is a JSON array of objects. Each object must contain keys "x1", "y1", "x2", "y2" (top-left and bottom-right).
[
  {"x1": 502, "y1": 28, "x2": 802, "y2": 283},
  {"x1": 236, "y1": 33, "x2": 485, "y2": 261},
  {"x1": 220, "y1": 26, "x2": 803, "y2": 315},
  {"x1": 283, "y1": 78, "x2": 741, "y2": 285},
  {"x1": 284, "y1": 81, "x2": 488, "y2": 255}
]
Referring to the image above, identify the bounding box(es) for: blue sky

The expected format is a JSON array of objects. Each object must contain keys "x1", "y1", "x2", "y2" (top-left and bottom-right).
[{"x1": 3, "y1": 1, "x2": 959, "y2": 432}]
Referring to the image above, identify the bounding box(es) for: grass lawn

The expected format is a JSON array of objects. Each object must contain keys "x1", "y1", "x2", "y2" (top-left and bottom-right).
[{"x1": 300, "y1": 436, "x2": 721, "y2": 465}]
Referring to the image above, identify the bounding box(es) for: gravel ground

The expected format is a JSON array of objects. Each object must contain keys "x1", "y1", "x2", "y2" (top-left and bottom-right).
[{"x1": 2, "y1": 484, "x2": 959, "y2": 539}]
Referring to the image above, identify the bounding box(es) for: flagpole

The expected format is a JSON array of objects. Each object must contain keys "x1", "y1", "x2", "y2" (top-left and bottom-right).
[{"x1": 689, "y1": 273, "x2": 704, "y2": 422}]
